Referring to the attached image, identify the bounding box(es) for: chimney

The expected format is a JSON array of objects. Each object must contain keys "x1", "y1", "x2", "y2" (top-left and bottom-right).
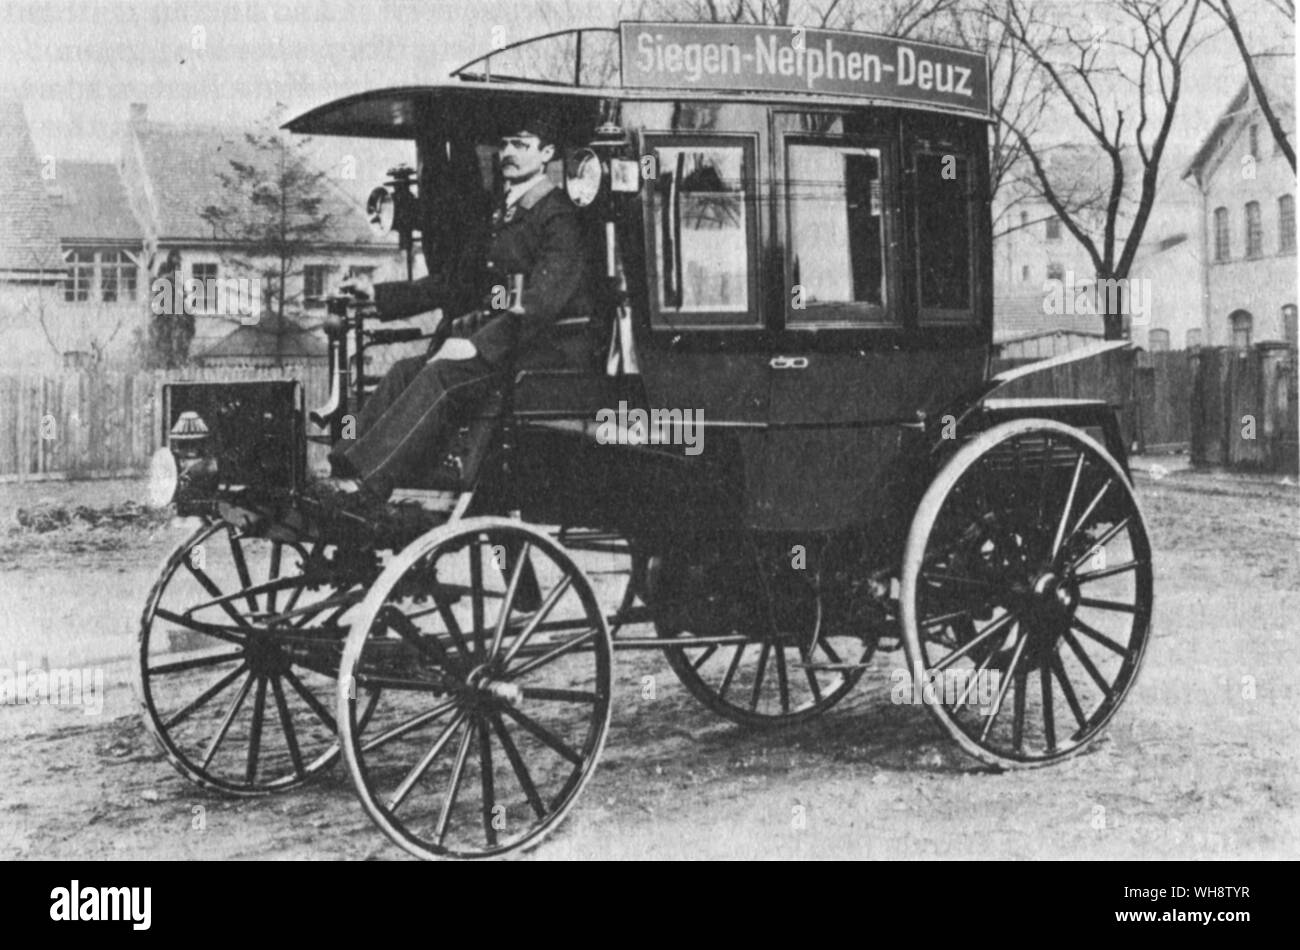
[{"x1": 129, "y1": 103, "x2": 148, "y2": 123}]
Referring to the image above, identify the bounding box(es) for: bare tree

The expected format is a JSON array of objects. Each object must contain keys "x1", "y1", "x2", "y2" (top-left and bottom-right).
[
  {"x1": 989, "y1": 0, "x2": 1208, "y2": 339},
  {"x1": 1207, "y1": 0, "x2": 1295, "y2": 172},
  {"x1": 646, "y1": 0, "x2": 961, "y2": 37}
]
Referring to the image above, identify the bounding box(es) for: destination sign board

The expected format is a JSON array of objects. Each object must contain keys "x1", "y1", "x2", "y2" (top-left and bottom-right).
[{"x1": 620, "y1": 22, "x2": 990, "y2": 115}]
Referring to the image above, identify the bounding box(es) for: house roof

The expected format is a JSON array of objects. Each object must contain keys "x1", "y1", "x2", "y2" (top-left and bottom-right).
[
  {"x1": 0, "y1": 100, "x2": 64, "y2": 273},
  {"x1": 195, "y1": 311, "x2": 328, "y2": 361},
  {"x1": 47, "y1": 161, "x2": 142, "y2": 243},
  {"x1": 1183, "y1": 55, "x2": 1295, "y2": 184},
  {"x1": 994, "y1": 291, "x2": 1105, "y2": 343},
  {"x1": 128, "y1": 118, "x2": 381, "y2": 245}
]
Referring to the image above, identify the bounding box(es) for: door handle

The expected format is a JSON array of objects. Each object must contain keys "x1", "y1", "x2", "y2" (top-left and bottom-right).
[{"x1": 770, "y1": 356, "x2": 809, "y2": 369}]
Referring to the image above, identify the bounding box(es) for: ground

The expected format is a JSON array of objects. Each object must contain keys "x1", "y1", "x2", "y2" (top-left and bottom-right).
[{"x1": 0, "y1": 465, "x2": 1296, "y2": 861}]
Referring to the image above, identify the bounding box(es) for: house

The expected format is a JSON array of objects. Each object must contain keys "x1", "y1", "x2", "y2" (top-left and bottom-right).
[
  {"x1": 0, "y1": 100, "x2": 72, "y2": 370},
  {"x1": 1182, "y1": 56, "x2": 1297, "y2": 349},
  {"x1": 118, "y1": 103, "x2": 403, "y2": 361}
]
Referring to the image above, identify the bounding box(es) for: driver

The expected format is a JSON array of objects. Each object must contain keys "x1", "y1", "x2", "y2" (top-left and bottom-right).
[{"x1": 309, "y1": 113, "x2": 595, "y2": 515}]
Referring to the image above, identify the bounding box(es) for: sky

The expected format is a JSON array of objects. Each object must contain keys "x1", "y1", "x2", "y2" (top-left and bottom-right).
[{"x1": 0, "y1": 0, "x2": 1293, "y2": 207}]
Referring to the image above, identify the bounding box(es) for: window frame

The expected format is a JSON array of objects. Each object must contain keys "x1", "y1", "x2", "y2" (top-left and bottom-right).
[
  {"x1": 303, "y1": 263, "x2": 334, "y2": 308},
  {"x1": 1213, "y1": 206, "x2": 1230, "y2": 262},
  {"x1": 64, "y1": 249, "x2": 94, "y2": 303},
  {"x1": 1045, "y1": 216, "x2": 1062, "y2": 241},
  {"x1": 781, "y1": 132, "x2": 897, "y2": 329},
  {"x1": 1245, "y1": 201, "x2": 1263, "y2": 259},
  {"x1": 1279, "y1": 195, "x2": 1295, "y2": 253},
  {"x1": 190, "y1": 262, "x2": 219, "y2": 314},
  {"x1": 1231, "y1": 311, "x2": 1253, "y2": 349},
  {"x1": 912, "y1": 146, "x2": 978, "y2": 325},
  {"x1": 642, "y1": 132, "x2": 761, "y2": 331}
]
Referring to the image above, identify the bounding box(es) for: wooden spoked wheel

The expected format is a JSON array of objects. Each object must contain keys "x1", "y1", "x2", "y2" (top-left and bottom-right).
[
  {"x1": 659, "y1": 540, "x2": 867, "y2": 727},
  {"x1": 338, "y1": 518, "x2": 612, "y2": 859},
  {"x1": 900, "y1": 420, "x2": 1154, "y2": 768},
  {"x1": 137, "y1": 521, "x2": 378, "y2": 795}
]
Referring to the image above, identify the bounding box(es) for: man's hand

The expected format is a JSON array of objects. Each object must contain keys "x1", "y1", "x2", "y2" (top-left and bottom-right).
[{"x1": 429, "y1": 338, "x2": 478, "y2": 362}]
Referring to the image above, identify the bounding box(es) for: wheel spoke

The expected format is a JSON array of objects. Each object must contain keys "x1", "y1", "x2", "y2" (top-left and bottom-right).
[
  {"x1": 498, "y1": 574, "x2": 574, "y2": 669},
  {"x1": 283, "y1": 668, "x2": 337, "y2": 733},
  {"x1": 163, "y1": 662, "x2": 247, "y2": 730},
  {"x1": 227, "y1": 528, "x2": 259, "y2": 613},
  {"x1": 931, "y1": 611, "x2": 1017, "y2": 672},
  {"x1": 201, "y1": 671, "x2": 254, "y2": 769},
  {"x1": 1041, "y1": 660, "x2": 1056, "y2": 752},
  {"x1": 749, "y1": 642, "x2": 771, "y2": 711},
  {"x1": 1062, "y1": 630, "x2": 1113, "y2": 700},
  {"x1": 1011, "y1": 660, "x2": 1028, "y2": 753},
  {"x1": 362, "y1": 699, "x2": 458, "y2": 753},
  {"x1": 1067, "y1": 517, "x2": 1132, "y2": 573},
  {"x1": 387, "y1": 711, "x2": 467, "y2": 814},
  {"x1": 245, "y1": 675, "x2": 267, "y2": 784},
  {"x1": 491, "y1": 713, "x2": 546, "y2": 820},
  {"x1": 503, "y1": 627, "x2": 596, "y2": 680},
  {"x1": 1051, "y1": 651, "x2": 1088, "y2": 730},
  {"x1": 149, "y1": 649, "x2": 244, "y2": 676},
  {"x1": 267, "y1": 541, "x2": 283, "y2": 615},
  {"x1": 185, "y1": 560, "x2": 254, "y2": 630},
  {"x1": 801, "y1": 646, "x2": 825, "y2": 704},
  {"x1": 154, "y1": 609, "x2": 246, "y2": 646},
  {"x1": 979, "y1": 630, "x2": 1029, "y2": 743},
  {"x1": 1077, "y1": 597, "x2": 1137, "y2": 615},
  {"x1": 478, "y1": 718, "x2": 497, "y2": 847},
  {"x1": 1050, "y1": 452, "x2": 1085, "y2": 559},
  {"x1": 921, "y1": 571, "x2": 996, "y2": 590},
  {"x1": 270, "y1": 675, "x2": 305, "y2": 778},
  {"x1": 690, "y1": 645, "x2": 718, "y2": 671},
  {"x1": 520, "y1": 687, "x2": 601, "y2": 703},
  {"x1": 774, "y1": 644, "x2": 791, "y2": 714},
  {"x1": 381, "y1": 605, "x2": 455, "y2": 669},
  {"x1": 1071, "y1": 617, "x2": 1130, "y2": 655},
  {"x1": 499, "y1": 704, "x2": 582, "y2": 766},
  {"x1": 1061, "y1": 478, "x2": 1113, "y2": 557},
  {"x1": 1075, "y1": 559, "x2": 1145, "y2": 584},
  {"x1": 434, "y1": 719, "x2": 476, "y2": 846},
  {"x1": 469, "y1": 540, "x2": 486, "y2": 661},
  {"x1": 490, "y1": 541, "x2": 531, "y2": 661},
  {"x1": 718, "y1": 643, "x2": 745, "y2": 701},
  {"x1": 818, "y1": 638, "x2": 843, "y2": 665}
]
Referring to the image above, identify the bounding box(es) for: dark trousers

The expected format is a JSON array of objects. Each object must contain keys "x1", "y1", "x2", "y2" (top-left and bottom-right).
[{"x1": 330, "y1": 353, "x2": 499, "y2": 497}]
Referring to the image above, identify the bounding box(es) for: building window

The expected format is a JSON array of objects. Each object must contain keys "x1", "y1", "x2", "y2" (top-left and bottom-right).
[
  {"x1": 99, "y1": 250, "x2": 137, "y2": 303},
  {"x1": 345, "y1": 265, "x2": 375, "y2": 282},
  {"x1": 1046, "y1": 262, "x2": 1065, "y2": 281},
  {"x1": 1249, "y1": 124, "x2": 1260, "y2": 160},
  {"x1": 1021, "y1": 264, "x2": 1030, "y2": 282},
  {"x1": 1284, "y1": 305, "x2": 1297, "y2": 346},
  {"x1": 1213, "y1": 207, "x2": 1229, "y2": 261},
  {"x1": 1148, "y1": 329, "x2": 1170, "y2": 352},
  {"x1": 1186, "y1": 328, "x2": 1202, "y2": 350},
  {"x1": 1045, "y1": 216, "x2": 1062, "y2": 240},
  {"x1": 1020, "y1": 210, "x2": 1028, "y2": 228},
  {"x1": 1230, "y1": 310, "x2": 1253, "y2": 349},
  {"x1": 190, "y1": 263, "x2": 218, "y2": 312},
  {"x1": 1280, "y1": 195, "x2": 1295, "y2": 252},
  {"x1": 64, "y1": 250, "x2": 94, "y2": 302},
  {"x1": 1245, "y1": 201, "x2": 1263, "y2": 258},
  {"x1": 303, "y1": 264, "x2": 333, "y2": 306}
]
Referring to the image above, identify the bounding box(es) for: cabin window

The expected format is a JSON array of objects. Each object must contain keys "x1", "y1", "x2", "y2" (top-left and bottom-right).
[
  {"x1": 786, "y1": 142, "x2": 889, "y2": 325},
  {"x1": 914, "y1": 151, "x2": 974, "y2": 321},
  {"x1": 648, "y1": 137, "x2": 757, "y2": 327}
]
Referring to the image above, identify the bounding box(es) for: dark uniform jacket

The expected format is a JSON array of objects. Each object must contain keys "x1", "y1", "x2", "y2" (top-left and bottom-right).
[{"x1": 373, "y1": 176, "x2": 596, "y2": 368}]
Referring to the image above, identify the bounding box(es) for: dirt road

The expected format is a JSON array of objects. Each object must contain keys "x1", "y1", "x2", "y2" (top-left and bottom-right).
[{"x1": 1, "y1": 473, "x2": 1296, "y2": 860}]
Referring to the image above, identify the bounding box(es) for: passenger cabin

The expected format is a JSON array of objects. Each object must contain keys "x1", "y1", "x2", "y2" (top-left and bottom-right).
[{"x1": 287, "y1": 23, "x2": 994, "y2": 533}]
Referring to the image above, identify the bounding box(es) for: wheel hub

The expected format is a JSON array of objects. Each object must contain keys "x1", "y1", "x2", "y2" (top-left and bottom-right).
[{"x1": 464, "y1": 665, "x2": 523, "y2": 709}]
